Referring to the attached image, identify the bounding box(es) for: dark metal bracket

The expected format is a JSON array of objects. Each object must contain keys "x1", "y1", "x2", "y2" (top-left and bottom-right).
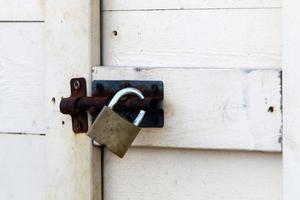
[{"x1": 60, "y1": 78, "x2": 164, "y2": 133}]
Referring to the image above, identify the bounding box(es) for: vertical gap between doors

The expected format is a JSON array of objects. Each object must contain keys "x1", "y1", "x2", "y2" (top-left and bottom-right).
[{"x1": 100, "y1": 0, "x2": 104, "y2": 199}]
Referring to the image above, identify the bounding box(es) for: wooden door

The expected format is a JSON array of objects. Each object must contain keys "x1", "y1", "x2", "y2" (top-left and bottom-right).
[
  {"x1": 45, "y1": 1, "x2": 101, "y2": 200},
  {"x1": 0, "y1": 2, "x2": 45, "y2": 199},
  {"x1": 98, "y1": 0, "x2": 282, "y2": 200},
  {"x1": 283, "y1": 1, "x2": 300, "y2": 200},
  {"x1": 1, "y1": 0, "x2": 101, "y2": 199},
  {"x1": 0, "y1": 0, "x2": 285, "y2": 200}
]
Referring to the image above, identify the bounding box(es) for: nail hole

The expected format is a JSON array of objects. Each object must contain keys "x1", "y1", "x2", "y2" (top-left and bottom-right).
[
  {"x1": 62, "y1": 121, "x2": 65, "y2": 125},
  {"x1": 135, "y1": 67, "x2": 141, "y2": 72},
  {"x1": 112, "y1": 30, "x2": 118, "y2": 36},
  {"x1": 268, "y1": 106, "x2": 274, "y2": 113}
]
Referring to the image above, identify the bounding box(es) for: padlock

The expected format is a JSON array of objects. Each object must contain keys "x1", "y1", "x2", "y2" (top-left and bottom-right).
[{"x1": 87, "y1": 87, "x2": 146, "y2": 158}]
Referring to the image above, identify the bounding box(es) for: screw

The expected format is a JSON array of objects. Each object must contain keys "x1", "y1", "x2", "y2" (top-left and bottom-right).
[
  {"x1": 74, "y1": 120, "x2": 82, "y2": 131},
  {"x1": 74, "y1": 80, "x2": 81, "y2": 90}
]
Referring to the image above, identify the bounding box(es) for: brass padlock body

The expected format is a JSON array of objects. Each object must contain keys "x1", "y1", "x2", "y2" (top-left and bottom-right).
[{"x1": 87, "y1": 106, "x2": 141, "y2": 158}]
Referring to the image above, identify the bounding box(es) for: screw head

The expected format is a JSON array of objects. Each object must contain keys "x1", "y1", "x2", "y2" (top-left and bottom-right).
[{"x1": 73, "y1": 80, "x2": 81, "y2": 90}]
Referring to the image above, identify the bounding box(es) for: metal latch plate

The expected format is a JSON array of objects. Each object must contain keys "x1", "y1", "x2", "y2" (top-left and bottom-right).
[{"x1": 91, "y1": 80, "x2": 164, "y2": 128}]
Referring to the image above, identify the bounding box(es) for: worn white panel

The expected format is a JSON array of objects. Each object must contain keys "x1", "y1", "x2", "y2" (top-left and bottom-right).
[
  {"x1": 0, "y1": 23, "x2": 44, "y2": 134},
  {"x1": 103, "y1": 9, "x2": 281, "y2": 68},
  {"x1": 104, "y1": 148, "x2": 282, "y2": 200},
  {"x1": 103, "y1": 0, "x2": 281, "y2": 10},
  {"x1": 0, "y1": 0, "x2": 43, "y2": 21},
  {"x1": 0, "y1": 134, "x2": 46, "y2": 200},
  {"x1": 283, "y1": 1, "x2": 300, "y2": 199},
  {"x1": 45, "y1": 0, "x2": 101, "y2": 199},
  {"x1": 93, "y1": 66, "x2": 282, "y2": 152}
]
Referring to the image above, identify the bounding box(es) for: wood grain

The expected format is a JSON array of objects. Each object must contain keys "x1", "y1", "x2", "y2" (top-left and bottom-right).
[
  {"x1": 93, "y1": 66, "x2": 282, "y2": 152},
  {"x1": 102, "y1": 9, "x2": 281, "y2": 69},
  {"x1": 0, "y1": 23, "x2": 44, "y2": 134}
]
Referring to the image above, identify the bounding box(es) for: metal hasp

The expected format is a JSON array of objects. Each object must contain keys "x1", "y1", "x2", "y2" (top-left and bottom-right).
[
  {"x1": 60, "y1": 78, "x2": 88, "y2": 133},
  {"x1": 60, "y1": 78, "x2": 164, "y2": 133}
]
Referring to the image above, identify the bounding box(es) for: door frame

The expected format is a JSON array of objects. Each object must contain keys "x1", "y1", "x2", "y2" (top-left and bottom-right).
[
  {"x1": 44, "y1": 0, "x2": 102, "y2": 199},
  {"x1": 43, "y1": 0, "x2": 294, "y2": 199}
]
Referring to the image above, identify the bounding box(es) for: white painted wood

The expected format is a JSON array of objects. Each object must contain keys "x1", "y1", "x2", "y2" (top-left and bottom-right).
[
  {"x1": 0, "y1": 23, "x2": 44, "y2": 134},
  {"x1": 102, "y1": 1, "x2": 282, "y2": 199},
  {"x1": 93, "y1": 66, "x2": 282, "y2": 152},
  {"x1": 102, "y1": 9, "x2": 281, "y2": 69},
  {"x1": 0, "y1": 0, "x2": 43, "y2": 21},
  {"x1": 283, "y1": 1, "x2": 300, "y2": 199},
  {"x1": 0, "y1": 134, "x2": 46, "y2": 200},
  {"x1": 103, "y1": 0, "x2": 281, "y2": 11},
  {"x1": 104, "y1": 148, "x2": 282, "y2": 200},
  {"x1": 45, "y1": 0, "x2": 101, "y2": 199}
]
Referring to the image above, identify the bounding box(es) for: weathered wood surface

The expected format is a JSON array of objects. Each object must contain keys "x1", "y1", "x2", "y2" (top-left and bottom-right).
[
  {"x1": 103, "y1": 0, "x2": 281, "y2": 10},
  {"x1": 102, "y1": 9, "x2": 281, "y2": 68},
  {"x1": 93, "y1": 66, "x2": 282, "y2": 152},
  {"x1": 0, "y1": 134, "x2": 46, "y2": 200},
  {"x1": 283, "y1": 1, "x2": 300, "y2": 199},
  {"x1": 0, "y1": 0, "x2": 43, "y2": 21},
  {"x1": 104, "y1": 148, "x2": 282, "y2": 200},
  {"x1": 0, "y1": 23, "x2": 44, "y2": 134},
  {"x1": 101, "y1": 1, "x2": 282, "y2": 200},
  {"x1": 45, "y1": 0, "x2": 101, "y2": 199}
]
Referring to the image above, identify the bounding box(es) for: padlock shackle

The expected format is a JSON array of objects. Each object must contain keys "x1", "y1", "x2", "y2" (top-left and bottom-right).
[{"x1": 108, "y1": 87, "x2": 146, "y2": 126}]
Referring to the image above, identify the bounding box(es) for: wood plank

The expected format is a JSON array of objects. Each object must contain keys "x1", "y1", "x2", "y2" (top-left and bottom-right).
[
  {"x1": 0, "y1": 23, "x2": 44, "y2": 134},
  {"x1": 103, "y1": 9, "x2": 281, "y2": 69},
  {"x1": 93, "y1": 66, "x2": 282, "y2": 152},
  {"x1": 103, "y1": 0, "x2": 281, "y2": 11},
  {"x1": 0, "y1": 0, "x2": 43, "y2": 21},
  {"x1": 283, "y1": 1, "x2": 300, "y2": 199},
  {"x1": 104, "y1": 148, "x2": 282, "y2": 200},
  {"x1": 0, "y1": 134, "x2": 46, "y2": 200},
  {"x1": 45, "y1": 0, "x2": 101, "y2": 199}
]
